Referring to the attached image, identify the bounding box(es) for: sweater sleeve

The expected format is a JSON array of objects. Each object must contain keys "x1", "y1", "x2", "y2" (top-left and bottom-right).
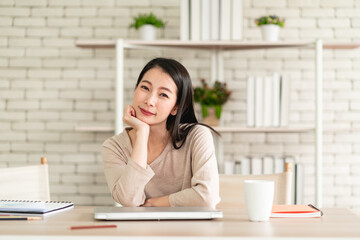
[
  {"x1": 168, "y1": 125, "x2": 220, "y2": 208},
  {"x1": 102, "y1": 136, "x2": 155, "y2": 206}
]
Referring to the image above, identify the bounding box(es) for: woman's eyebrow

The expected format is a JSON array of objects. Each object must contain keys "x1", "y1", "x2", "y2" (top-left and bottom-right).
[
  {"x1": 159, "y1": 86, "x2": 173, "y2": 94},
  {"x1": 141, "y1": 79, "x2": 152, "y2": 85},
  {"x1": 141, "y1": 79, "x2": 173, "y2": 94}
]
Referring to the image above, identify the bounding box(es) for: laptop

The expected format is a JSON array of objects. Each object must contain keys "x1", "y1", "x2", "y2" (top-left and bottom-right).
[{"x1": 94, "y1": 206, "x2": 223, "y2": 221}]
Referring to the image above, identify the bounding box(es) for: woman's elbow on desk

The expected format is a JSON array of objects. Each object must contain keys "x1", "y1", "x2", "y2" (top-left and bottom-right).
[
  {"x1": 198, "y1": 195, "x2": 220, "y2": 208},
  {"x1": 169, "y1": 189, "x2": 219, "y2": 208},
  {"x1": 112, "y1": 196, "x2": 143, "y2": 207},
  {"x1": 111, "y1": 187, "x2": 145, "y2": 207},
  {"x1": 192, "y1": 182, "x2": 220, "y2": 208}
]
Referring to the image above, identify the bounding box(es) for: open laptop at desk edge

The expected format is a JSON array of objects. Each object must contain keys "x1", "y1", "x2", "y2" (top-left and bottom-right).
[{"x1": 94, "y1": 206, "x2": 223, "y2": 220}]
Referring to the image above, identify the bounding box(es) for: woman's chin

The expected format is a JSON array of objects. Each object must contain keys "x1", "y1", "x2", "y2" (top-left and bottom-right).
[{"x1": 136, "y1": 116, "x2": 151, "y2": 125}]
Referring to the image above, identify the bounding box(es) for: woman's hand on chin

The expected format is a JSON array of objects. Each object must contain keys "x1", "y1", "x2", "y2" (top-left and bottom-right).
[{"x1": 123, "y1": 105, "x2": 149, "y2": 133}]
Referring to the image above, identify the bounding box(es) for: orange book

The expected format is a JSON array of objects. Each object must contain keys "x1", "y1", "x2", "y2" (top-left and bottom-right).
[{"x1": 271, "y1": 204, "x2": 323, "y2": 218}]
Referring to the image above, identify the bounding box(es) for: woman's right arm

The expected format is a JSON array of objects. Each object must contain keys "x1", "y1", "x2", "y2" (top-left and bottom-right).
[
  {"x1": 102, "y1": 144, "x2": 154, "y2": 206},
  {"x1": 102, "y1": 105, "x2": 153, "y2": 206},
  {"x1": 123, "y1": 105, "x2": 150, "y2": 169}
]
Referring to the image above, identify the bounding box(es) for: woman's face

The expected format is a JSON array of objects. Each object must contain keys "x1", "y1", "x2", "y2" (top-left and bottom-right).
[{"x1": 132, "y1": 67, "x2": 178, "y2": 127}]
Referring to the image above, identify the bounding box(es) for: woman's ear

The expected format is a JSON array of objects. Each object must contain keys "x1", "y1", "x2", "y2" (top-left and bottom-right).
[{"x1": 170, "y1": 105, "x2": 178, "y2": 116}]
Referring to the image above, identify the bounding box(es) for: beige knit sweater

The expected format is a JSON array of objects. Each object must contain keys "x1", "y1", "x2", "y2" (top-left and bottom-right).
[{"x1": 102, "y1": 124, "x2": 220, "y2": 208}]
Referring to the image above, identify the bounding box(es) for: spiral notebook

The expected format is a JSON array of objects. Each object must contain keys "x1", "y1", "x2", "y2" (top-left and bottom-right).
[{"x1": 0, "y1": 200, "x2": 74, "y2": 215}]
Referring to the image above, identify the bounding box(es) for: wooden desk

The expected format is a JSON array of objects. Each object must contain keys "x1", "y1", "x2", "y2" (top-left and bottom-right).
[{"x1": 0, "y1": 206, "x2": 359, "y2": 239}]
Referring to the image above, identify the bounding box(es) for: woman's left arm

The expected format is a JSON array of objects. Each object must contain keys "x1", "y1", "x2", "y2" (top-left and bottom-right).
[{"x1": 145, "y1": 126, "x2": 220, "y2": 208}]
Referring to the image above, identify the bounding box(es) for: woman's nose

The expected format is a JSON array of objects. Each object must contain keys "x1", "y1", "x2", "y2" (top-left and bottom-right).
[{"x1": 145, "y1": 93, "x2": 156, "y2": 106}]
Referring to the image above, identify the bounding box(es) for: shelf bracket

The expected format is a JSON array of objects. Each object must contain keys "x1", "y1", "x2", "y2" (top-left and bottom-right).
[
  {"x1": 116, "y1": 39, "x2": 124, "y2": 135},
  {"x1": 315, "y1": 39, "x2": 323, "y2": 208}
]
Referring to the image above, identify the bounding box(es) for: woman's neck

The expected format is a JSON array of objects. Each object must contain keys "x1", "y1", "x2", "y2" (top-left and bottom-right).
[{"x1": 148, "y1": 125, "x2": 170, "y2": 146}]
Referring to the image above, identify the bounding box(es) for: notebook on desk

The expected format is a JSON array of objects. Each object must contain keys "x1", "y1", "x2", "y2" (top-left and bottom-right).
[
  {"x1": 94, "y1": 206, "x2": 223, "y2": 221},
  {"x1": 0, "y1": 200, "x2": 73, "y2": 215}
]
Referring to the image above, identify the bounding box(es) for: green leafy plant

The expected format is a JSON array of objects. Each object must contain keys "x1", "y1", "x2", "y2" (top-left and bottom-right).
[
  {"x1": 255, "y1": 15, "x2": 285, "y2": 27},
  {"x1": 194, "y1": 79, "x2": 231, "y2": 119},
  {"x1": 129, "y1": 12, "x2": 166, "y2": 29}
]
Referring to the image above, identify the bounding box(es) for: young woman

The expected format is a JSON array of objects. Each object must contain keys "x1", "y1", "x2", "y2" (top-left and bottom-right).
[{"x1": 102, "y1": 58, "x2": 220, "y2": 208}]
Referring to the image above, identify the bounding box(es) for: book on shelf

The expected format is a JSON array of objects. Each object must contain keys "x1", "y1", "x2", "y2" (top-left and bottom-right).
[
  {"x1": 271, "y1": 204, "x2": 323, "y2": 218},
  {"x1": 220, "y1": 0, "x2": 231, "y2": 40},
  {"x1": 262, "y1": 156, "x2": 274, "y2": 174},
  {"x1": 280, "y1": 74, "x2": 291, "y2": 127},
  {"x1": 0, "y1": 200, "x2": 73, "y2": 215},
  {"x1": 210, "y1": 0, "x2": 219, "y2": 40},
  {"x1": 201, "y1": 0, "x2": 210, "y2": 40},
  {"x1": 263, "y1": 76, "x2": 273, "y2": 127},
  {"x1": 233, "y1": 157, "x2": 250, "y2": 175},
  {"x1": 234, "y1": 161, "x2": 241, "y2": 174},
  {"x1": 274, "y1": 156, "x2": 285, "y2": 173},
  {"x1": 239, "y1": 156, "x2": 251, "y2": 175},
  {"x1": 180, "y1": 0, "x2": 190, "y2": 40},
  {"x1": 246, "y1": 76, "x2": 255, "y2": 127},
  {"x1": 224, "y1": 160, "x2": 235, "y2": 174},
  {"x1": 231, "y1": 0, "x2": 242, "y2": 40},
  {"x1": 272, "y1": 72, "x2": 281, "y2": 127},
  {"x1": 255, "y1": 76, "x2": 264, "y2": 127},
  {"x1": 190, "y1": 0, "x2": 201, "y2": 41},
  {"x1": 250, "y1": 157, "x2": 262, "y2": 175}
]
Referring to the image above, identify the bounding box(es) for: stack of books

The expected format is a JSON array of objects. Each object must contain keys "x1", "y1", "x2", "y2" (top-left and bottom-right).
[
  {"x1": 180, "y1": 0, "x2": 242, "y2": 41},
  {"x1": 247, "y1": 73, "x2": 290, "y2": 128},
  {"x1": 224, "y1": 155, "x2": 296, "y2": 175}
]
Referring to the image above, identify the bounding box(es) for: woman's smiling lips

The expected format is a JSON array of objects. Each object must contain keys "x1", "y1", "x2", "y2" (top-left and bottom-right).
[{"x1": 140, "y1": 107, "x2": 155, "y2": 116}]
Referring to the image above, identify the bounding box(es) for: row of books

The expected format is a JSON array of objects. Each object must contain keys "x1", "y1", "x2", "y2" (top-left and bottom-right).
[
  {"x1": 224, "y1": 155, "x2": 303, "y2": 204},
  {"x1": 224, "y1": 155, "x2": 295, "y2": 175},
  {"x1": 180, "y1": 0, "x2": 242, "y2": 41},
  {"x1": 247, "y1": 73, "x2": 290, "y2": 128}
]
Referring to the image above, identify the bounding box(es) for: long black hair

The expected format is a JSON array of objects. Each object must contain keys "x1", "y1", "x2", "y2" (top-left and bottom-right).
[{"x1": 135, "y1": 58, "x2": 219, "y2": 149}]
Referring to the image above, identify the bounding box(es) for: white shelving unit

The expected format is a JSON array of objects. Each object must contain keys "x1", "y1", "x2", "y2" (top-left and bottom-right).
[{"x1": 76, "y1": 39, "x2": 360, "y2": 208}]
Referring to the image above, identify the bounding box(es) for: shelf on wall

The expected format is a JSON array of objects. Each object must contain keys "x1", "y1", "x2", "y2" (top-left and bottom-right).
[
  {"x1": 75, "y1": 39, "x2": 360, "y2": 50},
  {"x1": 74, "y1": 125, "x2": 314, "y2": 133},
  {"x1": 75, "y1": 125, "x2": 354, "y2": 133},
  {"x1": 214, "y1": 126, "x2": 314, "y2": 133},
  {"x1": 74, "y1": 126, "x2": 114, "y2": 132}
]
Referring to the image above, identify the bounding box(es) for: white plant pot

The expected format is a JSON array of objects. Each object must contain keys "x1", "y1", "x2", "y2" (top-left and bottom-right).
[
  {"x1": 261, "y1": 24, "x2": 280, "y2": 42},
  {"x1": 139, "y1": 24, "x2": 157, "y2": 41}
]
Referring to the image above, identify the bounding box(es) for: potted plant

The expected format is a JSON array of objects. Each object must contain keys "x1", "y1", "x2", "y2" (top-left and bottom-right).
[
  {"x1": 129, "y1": 12, "x2": 165, "y2": 41},
  {"x1": 193, "y1": 79, "x2": 231, "y2": 126},
  {"x1": 255, "y1": 15, "x2": 285, "y2": 42}
]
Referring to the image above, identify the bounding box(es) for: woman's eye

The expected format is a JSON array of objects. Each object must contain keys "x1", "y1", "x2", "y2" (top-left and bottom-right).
[
  {"x1": 160, "y1": 93, "x2": 168, "y2": 98},
  {"x1": 141, "y1": 85, "x2": 149, "y2": 90}
]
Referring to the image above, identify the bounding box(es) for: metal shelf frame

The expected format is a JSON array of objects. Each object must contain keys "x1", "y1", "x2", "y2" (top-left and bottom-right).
[{"x1": 76, "y1": 39, "x2": 360, "y2": 207}]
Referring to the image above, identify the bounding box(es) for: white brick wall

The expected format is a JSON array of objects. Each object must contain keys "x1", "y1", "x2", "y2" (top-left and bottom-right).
[{"x1": 0, "y1": 0, "x2": 359, "y2": 213}]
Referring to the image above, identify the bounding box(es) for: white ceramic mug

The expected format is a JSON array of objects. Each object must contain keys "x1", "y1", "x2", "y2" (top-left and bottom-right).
[{"x1": 244, "y1": 180, "x2": 274, "y2": 222}]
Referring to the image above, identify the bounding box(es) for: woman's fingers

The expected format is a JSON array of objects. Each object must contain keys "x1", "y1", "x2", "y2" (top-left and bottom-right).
[
  {"x1": 123, "y1": 105, "x2": 149, "y2": 131},
  {"x1": 124, "y1": 105, "x2": 136, "y2": 121},
  {"x1": 129, "y1": 106, "x2": 136, "y2": 117}
]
